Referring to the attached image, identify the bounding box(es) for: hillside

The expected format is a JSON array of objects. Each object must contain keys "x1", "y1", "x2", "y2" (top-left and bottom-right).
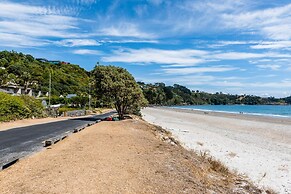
[
  {"x1": 138, "y1": 82, "x2": 291, "y2": 105},
  {"x1": 1, "y1": 50, "x2": 290, "y2": 106},
  {"x1": 0, "y1": 51, "x2": 89, "y2": 96}
]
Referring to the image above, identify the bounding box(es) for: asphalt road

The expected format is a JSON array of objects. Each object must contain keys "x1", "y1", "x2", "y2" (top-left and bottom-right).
[{"x1": 0, "y1": 111, "x2": 116, "y2": 167}]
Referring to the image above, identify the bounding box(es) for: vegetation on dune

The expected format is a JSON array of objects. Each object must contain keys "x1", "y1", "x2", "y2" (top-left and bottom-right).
[
  {"x1": 138, "y1": 82, "x2": 291, "y2": 105},
  {"x1": 0, "y1": 92, "x2": 44, "y2": 122},
  {"x1": 92, "y1": 65, "x2": 147, "y2": 119}
]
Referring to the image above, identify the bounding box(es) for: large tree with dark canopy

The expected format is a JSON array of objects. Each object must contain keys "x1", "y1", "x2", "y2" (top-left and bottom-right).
[{"x1": 92, "y1": 65, "x2": 147, "y2": 119}]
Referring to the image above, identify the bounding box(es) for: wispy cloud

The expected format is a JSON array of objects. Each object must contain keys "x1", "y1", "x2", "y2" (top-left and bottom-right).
[
  {"x1": 98, "y1": 39, "x2": 159, "y2": 44},
  {"x1": 102, "y1": 48, "x2": 208, "y2": 65},
  {"x1": 74, "y1": 0, "x2": 98, "y2": 5},
  {"x1": 98, "y1": 23, "x2": 155, "y2": 38},
  {"x1": 0, "y1": 33, "x2": 50, "y2": 47},
  {"x1": 73, "y1": 49, "x2": 102, "y2": 55},
  {"x1": 103, "y1": 48, "x2": 291, "y2": 66},
  {"x1": 251, "y1": 41, "x2": 291, "y2": 50},
  {"x1": 256, "y1": 64, "x2": 281, "y2": 70},
  {"x1": 208, "y1": 41, "x2": 257, "y2": 48},
  {"x1": 0, "y1": 1, "x2": 88, "y2": 47},
  {"x1": 57, "y1": 39, "x2": 101, "y2": 47},
  {"x1": 162, "y1": 66, "x2": 238, "y2": 75},
  {"x1": 222, "y1": 3, "x2": 291, "y2": 40}
]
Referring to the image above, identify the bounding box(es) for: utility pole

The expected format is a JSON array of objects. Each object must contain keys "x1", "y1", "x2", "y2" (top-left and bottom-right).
[
  {"x1": 88, "y1": 81, "x2": 91, "y2": 110},
  {"x1": 48, "y1": 71, "x2": 51, "y2": 109}
]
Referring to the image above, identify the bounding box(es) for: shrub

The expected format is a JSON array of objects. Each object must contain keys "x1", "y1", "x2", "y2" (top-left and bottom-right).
[
  {"x1": 0, "y1": 92, "x2": 44, "y2": 122},
  {"x1": 19, "y1": 95, "x2": 44, "y2": 117}
]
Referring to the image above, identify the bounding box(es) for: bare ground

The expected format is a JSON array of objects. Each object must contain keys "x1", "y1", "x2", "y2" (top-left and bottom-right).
[{"x1": 0, "y1": 118, "x2": 263, "y2": 194}]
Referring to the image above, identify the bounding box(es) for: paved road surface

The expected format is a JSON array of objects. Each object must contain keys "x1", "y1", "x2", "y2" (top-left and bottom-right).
[{"x1": 0, "y1": 111, "x2": 115, "y2": 167}]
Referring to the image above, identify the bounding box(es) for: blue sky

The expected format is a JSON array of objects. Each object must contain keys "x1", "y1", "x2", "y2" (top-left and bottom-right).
[{"x1": 0, "y1": 0, "x2": 291, "y2": 97}]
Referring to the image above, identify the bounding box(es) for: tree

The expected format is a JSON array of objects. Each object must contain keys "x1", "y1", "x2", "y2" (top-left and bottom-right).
[
  {"x1": 0, "y1": 68, "x2": 8, "y2": 85},
  {"x1": 92, "y1": 65, "x2": 147, "y2": 119}
]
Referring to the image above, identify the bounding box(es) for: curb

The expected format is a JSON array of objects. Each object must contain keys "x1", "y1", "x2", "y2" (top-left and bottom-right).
[
  {"x1": 43, "y1": 120, "x2": 101, "y2": 148},
  {"x1": 1, "y1": 158, "x2": 19, "y2": 170}
]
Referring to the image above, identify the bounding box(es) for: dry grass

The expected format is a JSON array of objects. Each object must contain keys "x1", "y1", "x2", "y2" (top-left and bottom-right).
[
  {"x1": 197, "y1": 141, "x2": 204, "y2": 146},
  {"x1": 148, "y1": 121, "x2": 268, "y2": 194}
]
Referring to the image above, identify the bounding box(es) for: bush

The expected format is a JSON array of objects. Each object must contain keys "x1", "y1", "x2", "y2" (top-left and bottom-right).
[
  {"x1": 20, "y1": 95, "x2": 44, "y2": 117},
  {"x1": 0, "y1": 92, "x2": 44, "y2": 122}
]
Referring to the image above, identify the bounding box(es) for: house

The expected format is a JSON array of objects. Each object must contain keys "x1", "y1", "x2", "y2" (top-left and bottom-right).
[
  {"x1": 0, "y1": 84, "x2": 44, "y2": 97},
  {"x1": 0, "y1": 88, "x2": 13, "y2": 94},
  {"x1": 66, "y1": 94, "x2": 77, "y2": 98},
  {"x1": 36, "y1": 58, "x2": 48, "y2": 63}
]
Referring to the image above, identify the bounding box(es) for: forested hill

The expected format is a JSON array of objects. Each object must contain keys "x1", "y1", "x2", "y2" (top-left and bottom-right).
[
  {"x1": 138, "y1": 82, "x2": 291, "y2": 105},
  {"x1": 0, "y1": 51, "x2": 290, "y2": 105},
  {"x1": 0, "y1": 51, "x2": 89, "y2": 96}
]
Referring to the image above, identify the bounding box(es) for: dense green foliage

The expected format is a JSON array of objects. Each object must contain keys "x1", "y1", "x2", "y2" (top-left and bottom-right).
[
  {"x1": 0, "y1": 51, "x2": 89, "y2": 96},
  {"x1": 0, "y1": 92, "x2": 44, "y2": 122},
  {"x1": 138, "y1": 82, "x2": 290, "y2": 105},
  {"x1": 1, "y1": 50, "x2": 290, "y2": 118},
  {"x1": 92, "y1": 65, "x2": 147, "y2": 118}
]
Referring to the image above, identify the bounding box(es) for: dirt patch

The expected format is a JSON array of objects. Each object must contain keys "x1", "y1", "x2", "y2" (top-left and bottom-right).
[{"x1": 0, "y1": 118, "x2": 264, "y2": 193}]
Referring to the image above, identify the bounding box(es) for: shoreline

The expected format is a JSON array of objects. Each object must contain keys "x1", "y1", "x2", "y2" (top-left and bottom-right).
[
  {"x1": 163, "y1": 106, "x2": 291, "y2": 125},
  {"x1": 142, "y1": 107, "x2": 291, "y2": 193},
  {"x1": 170, "y1": 106, "x2": 291, "y2": 118}
]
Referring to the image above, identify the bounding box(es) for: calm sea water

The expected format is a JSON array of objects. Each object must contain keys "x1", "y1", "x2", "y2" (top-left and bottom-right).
[{"x1": 171, "y1": 105, "x2": 291, "y2": 118}]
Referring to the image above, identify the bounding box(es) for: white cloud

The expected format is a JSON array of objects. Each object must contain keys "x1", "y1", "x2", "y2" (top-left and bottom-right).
[
  {"x1": 211, "y1": 51, "x2": 291, "y2": 60},
  {"x1": 0, "y1": 32, "x2": 50, "y2": 47},
  {"x1": 256, "y1": 64, "x2": 281, "y2": 70},
  {"x1": 0, "y1": 1, "x2": 89, "y2": 47},
  {"x1": 103, "y1": 48, "x2": 291, "y2": 67},
  {"x1": 162, "y1": 66, "x2": 238, "y2": 75},
  {"x1": 103, "y1": 48, "x2": 208, "y2": 65},
  {"x1": 211, "y1": 52, "x2": 266, "y2": 60},
  {"x1": 99, "y1": 39, "x2": 159, "y2": 44},
  {"x1": 57, "y1": 39, "x2": 100, "y2": 47},
  {"x1": 208, "y1": 41, "x2": 256, "y2": 48},
  {"x1": 250, "y1": 80, "x2": 291, "y2": 88},
  {"x1": 251, "y1": 41, "x2": 291, "y2": 50},
  {"x1": 0, "y1": 2, "x2": 50, "y2": 18},
  {"x1": 99, "y1": 23, "x2": 155, "y2": 38},
  {"x1": 74, "y1": 0, "x2": 98, "y2": 5},
  {"x1": 73, "y1": 49, "x2": 102, "y2": 55},
  {"x1": 222, "y1": 3, "x2": 291, "y2": 40}
]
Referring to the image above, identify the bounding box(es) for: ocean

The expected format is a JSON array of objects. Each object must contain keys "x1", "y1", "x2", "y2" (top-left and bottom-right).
[{"x1": 171, "y1": 105, "x2": 291, "y2": 118}]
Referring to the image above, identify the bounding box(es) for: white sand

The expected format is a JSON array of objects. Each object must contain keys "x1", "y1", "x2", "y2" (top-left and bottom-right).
[{"x1": 142, "y1": 107, "x2": 291, "y2": 194}]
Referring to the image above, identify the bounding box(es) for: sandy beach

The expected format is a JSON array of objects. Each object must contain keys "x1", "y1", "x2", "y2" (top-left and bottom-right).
[{"x1": 142, "y1": 107, "x2": 291, "y2": 193}]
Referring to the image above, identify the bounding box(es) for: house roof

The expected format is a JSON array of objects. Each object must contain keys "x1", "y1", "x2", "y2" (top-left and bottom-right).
[
  {"x1": 0, "y1": 88, "x2": 13, "y2": 94},
  {"x1": 66, "y1": 94, "x2": 77, "y2": 98}
]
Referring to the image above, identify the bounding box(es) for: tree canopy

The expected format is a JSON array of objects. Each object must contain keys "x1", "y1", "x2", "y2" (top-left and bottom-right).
[{"x1": 92, "y1": 65, "x2": 147, "y2": 118}]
